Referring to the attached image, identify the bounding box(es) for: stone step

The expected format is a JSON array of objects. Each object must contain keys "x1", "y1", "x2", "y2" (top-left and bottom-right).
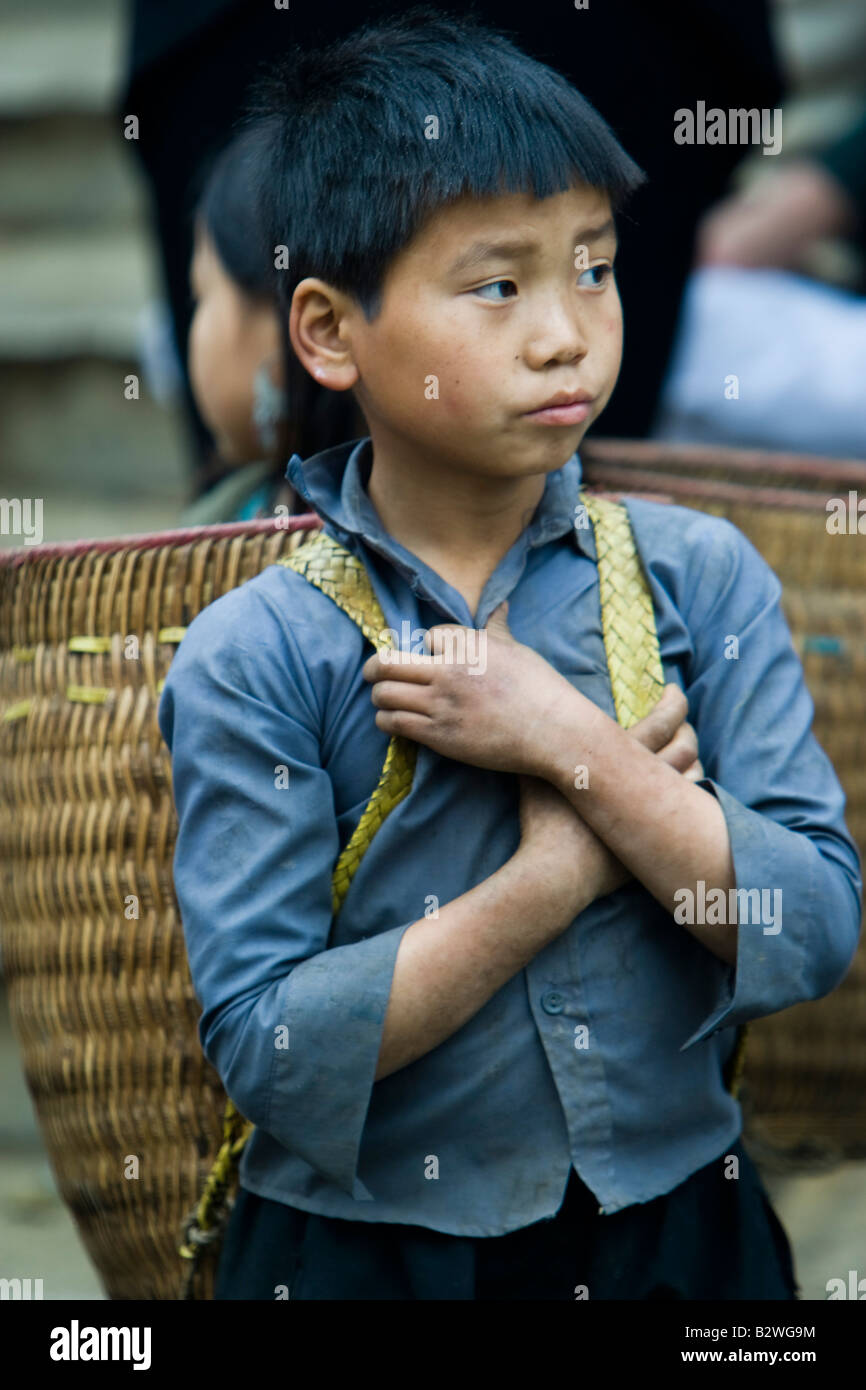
[
  {"x1": 0, "y1": 227, "x2": 160, "y2": 359},
  {"x1": 0, "y1": 358, "x2": 190, "y2": 531},
  {"x1": 0, "y1": 112, "x2": 143, "y2": 232},
  {"x1": 0, "y1": 0, "x2": 126, "y2": 118}
]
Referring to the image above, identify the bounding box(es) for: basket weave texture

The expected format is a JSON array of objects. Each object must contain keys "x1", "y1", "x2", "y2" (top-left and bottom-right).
[
  {"x1": 584, "y1": 443, "x2": 866, "y2": 1173},
  {"x1": 1, "y1": 442, "x2": 865, "y2": 1299},
  {"x1": 0, "y1": 518, "x2": 314, "y2": 1298}
]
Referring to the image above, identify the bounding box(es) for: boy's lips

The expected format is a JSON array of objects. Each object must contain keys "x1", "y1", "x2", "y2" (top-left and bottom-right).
[{"x1": 523, "y1": 390, "x2": 596, "y2": 425}]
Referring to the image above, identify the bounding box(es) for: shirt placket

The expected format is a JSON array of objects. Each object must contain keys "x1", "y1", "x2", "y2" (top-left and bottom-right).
[{"x1": 524, "y1": 912, "x2": 617, "y2": 1215}]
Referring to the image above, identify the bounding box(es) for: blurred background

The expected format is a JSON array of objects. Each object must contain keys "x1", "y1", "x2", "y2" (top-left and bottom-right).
[{"x1": 0, "y1": 0, "x2": 864, "y2": 1299}]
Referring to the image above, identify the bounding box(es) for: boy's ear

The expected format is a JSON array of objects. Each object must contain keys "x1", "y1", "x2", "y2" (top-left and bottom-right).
[{"x1": 289, "y1": 278, "x2": 360, "y2": 392}]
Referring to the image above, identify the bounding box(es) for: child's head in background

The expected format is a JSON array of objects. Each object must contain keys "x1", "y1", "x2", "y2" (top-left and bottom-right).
[
  {"x1": 188, "y1": 125, "x2": 361, "y2": 477},
  {"x1": 246, "y1": 7, "x2": 646, "y2": 484}
]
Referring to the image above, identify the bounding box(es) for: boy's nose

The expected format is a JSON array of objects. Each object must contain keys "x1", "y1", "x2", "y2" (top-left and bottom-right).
[{"x1": 524, "y1": 303, "x2": 589, "y2": 369}]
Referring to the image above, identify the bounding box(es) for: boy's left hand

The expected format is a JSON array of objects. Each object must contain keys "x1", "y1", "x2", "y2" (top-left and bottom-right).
[{"x1": 362, "y1": 601, "x2": 597, "y2": 776}]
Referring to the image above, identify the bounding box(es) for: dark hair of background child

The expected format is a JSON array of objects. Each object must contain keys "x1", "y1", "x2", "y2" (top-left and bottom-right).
[{"x1": 191, "y1": 124, "x2": 360, "y2": 480}]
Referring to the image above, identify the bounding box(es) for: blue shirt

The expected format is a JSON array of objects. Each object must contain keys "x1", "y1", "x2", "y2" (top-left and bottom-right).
[{"x1": 157, "y1": 436, "x2": 862, "y2": 1234}]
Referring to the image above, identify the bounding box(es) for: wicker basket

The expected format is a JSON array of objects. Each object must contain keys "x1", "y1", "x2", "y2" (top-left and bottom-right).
[
  {"x1": 582, "y1": 441, "x2": 866, "y2": 1173},
  {"x1": 0, "y1": 516, "x2": 316, "y2": 1299},
  {"x1": 1, "y1": 443, "x2": 864, "y2": 1299}
]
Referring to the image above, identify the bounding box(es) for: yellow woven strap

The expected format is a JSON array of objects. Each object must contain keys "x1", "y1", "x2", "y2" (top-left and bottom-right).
[
  {"x1": 583, "y1": 490, "x2": 748, "y2": 1096},
  {"x1": 277, "y1": 530, "x2": 418, "y2": 915},
  {"x1": 581, "y1": 491, "x2": 665, "y2": 728},
  {"x1": 278, "y1": 530, "x2": 392, "y2": 647},
  {"x1": 330, "y1": 736, "x2": 416, "y2": 915},
  {"x1": 179, "y1": 1099, "x2": 252, "y2": 1263}
]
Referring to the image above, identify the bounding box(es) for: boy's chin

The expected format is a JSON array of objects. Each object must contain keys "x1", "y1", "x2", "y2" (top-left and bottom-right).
[
  {"x1": 376, "y1": 421, "x2": 586, "y2": 478},
  {"x1": 514, "y1": 428, "x2": 589, "y2": 472},
  {"x1": 463, "y1": 446, "x2": 581, "y2": 481}
]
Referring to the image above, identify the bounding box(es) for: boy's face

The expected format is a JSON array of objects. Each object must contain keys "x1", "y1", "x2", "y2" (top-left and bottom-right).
[{"x1": 329, "y1": 183, "x2": 623, "y2": 479}]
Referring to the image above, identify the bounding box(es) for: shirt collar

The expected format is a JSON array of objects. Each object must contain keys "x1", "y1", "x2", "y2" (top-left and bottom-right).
[{"x1": 285, "y1": 436, "x2": 597, "y2": 567}]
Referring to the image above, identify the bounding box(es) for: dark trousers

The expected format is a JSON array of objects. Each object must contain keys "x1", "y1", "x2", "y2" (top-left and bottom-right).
[{"x1": 214, "y1": 1139, "x2": 798, "y2": 1300}]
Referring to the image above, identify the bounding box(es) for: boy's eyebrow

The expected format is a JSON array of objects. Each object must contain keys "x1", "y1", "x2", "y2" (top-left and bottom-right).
[
  {"x1": 575, "y1": 217, "x2": 618, "y2": 248},
  {"x1": 448, "y1": 218, "x2": 618, "y2": 276}
]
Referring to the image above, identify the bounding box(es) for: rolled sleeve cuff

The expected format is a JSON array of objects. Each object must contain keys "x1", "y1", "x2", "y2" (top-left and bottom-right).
[
  {"x1": 680, "y1": 779, "x2": 810, "y2": 1051},
  {"x1": 264, "y1": 920, "x2": 413, "y2": 1198}
]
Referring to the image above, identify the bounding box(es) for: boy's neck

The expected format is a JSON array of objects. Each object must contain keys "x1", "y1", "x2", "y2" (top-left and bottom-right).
[{"x1": 365, "y1": 440, "x2": 547, "y2": 620}]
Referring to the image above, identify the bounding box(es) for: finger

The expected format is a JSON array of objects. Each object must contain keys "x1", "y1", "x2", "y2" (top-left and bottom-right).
[
  {"x1": 683, "y1": 759, "x2": 706, "y2": 783},
  {"x1": 362, "y1": 649, "x2": 436, "y2": 683},
  {"x1": 680, "y1": 720, "x2": 699, "y2": 757},
  {"x1": 657, "y1": 682, "x2": 688, "y2": 723},
  {"x1": 664, "y1": 721, "x2": 699, "y2": 763},
  {"x1": 369, "y1": 680, "x2": 432, "y2": 713},
  {"x1": 373, "y1": 707, "x2": 434, "y2": 741},
  {"x1": 628, "y1": 684, "x2": 687, "y2": 753},
  {"x1": 661, "y1": 737, "x2": 699, "y2": 775}
]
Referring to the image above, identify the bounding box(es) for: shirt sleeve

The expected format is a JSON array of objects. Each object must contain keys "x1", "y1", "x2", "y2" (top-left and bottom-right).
[
  {"x1": 671, "y1": 516, "x2": 862, "y2": 1051},
  {"x1": 157, "y1": 580, "x2": 413, "y2": 1197}
]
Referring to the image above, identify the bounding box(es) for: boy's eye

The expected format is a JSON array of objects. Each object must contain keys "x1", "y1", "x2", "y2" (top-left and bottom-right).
[
  {"x1": 577, "y1": 262, "x2": 613, "y2": 289},
  {"x1": 473, "y1": 279, "x2": 518, "y2": 302}
]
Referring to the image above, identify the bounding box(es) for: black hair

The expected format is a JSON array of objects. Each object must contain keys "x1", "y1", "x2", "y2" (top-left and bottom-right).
[
  {"x1": 194, "y1": 125, "x2": 274, "y2": 301},
  {"x1": 245, "y1": 5, "x2": 646, "y2": 323},
  {"x1": 191, "y1": 125, "x2": 361, "y2": 471}
]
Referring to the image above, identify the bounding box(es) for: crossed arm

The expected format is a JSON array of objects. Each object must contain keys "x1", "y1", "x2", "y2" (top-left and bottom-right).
[
  {"x1": 363, "y1": 603, "x2": 739, "y2": 1080},
  {"x1": 162, "y1": 538, "x2": 859, "y2": 1146},
  {"x1": 162, "y1": 522, "x2": 860, "y2": 1176},
  {"x1": 366, "y1": 602, "x2": 739, "y2": 953}
]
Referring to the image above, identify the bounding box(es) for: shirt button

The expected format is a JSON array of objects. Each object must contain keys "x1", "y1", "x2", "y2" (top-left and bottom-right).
[{"x1": 541, "y1": 990, "x2": 566, "y2": 1014}]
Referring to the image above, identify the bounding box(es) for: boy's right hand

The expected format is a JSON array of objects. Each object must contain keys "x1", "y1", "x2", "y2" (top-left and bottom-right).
[{"x1": 516, "y1": 684, "x2": 703, "y2": 907}]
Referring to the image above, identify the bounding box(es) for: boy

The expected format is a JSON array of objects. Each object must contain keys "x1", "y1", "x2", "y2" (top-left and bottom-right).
[{"x1": 158, "y1": 10, "x2": 861, "y2": 1300}]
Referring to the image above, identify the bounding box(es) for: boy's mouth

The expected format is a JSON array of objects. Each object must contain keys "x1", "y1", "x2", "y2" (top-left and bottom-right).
[{"x1": 523, "y1": 390, "x2": 596, "y2": 425}]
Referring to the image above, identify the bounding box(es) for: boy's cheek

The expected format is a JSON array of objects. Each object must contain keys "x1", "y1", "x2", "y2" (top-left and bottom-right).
[
  {"x1": 436, "y1": 377, "x2": 491, "y2": 424},
  {"x1": 602, "y1": 307, "x2": 624, "y2": 359},
  {"x1": 607, "y1": 314, "x2": 624, "y2": 347},
  {"x1": 390, "y1": 368, "x2": 476, "y2": 427},
  {"x1": 596, "y1": 317, "x2": 624, "y2": 400},
  {"x1": 412, "y1": 360, "x2": 491, "y2": 426}
]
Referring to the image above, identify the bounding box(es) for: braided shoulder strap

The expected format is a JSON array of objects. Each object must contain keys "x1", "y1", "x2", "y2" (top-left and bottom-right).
[
  {"x1": 583, "y1": 492, "x2": 748, "y2": 1098},
  {"x1": 179, "y1": 500, "x2": 746, "y2": 1295},
  {"x1": 581, "y1": 492, "x2": 665, "y2": 726},
  {"x1": 275, "y1": 531, "x2": 418, "y2": 916}
]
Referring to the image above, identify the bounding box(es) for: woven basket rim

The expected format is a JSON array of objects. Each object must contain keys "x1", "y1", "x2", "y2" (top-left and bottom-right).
[
  {"x1": 0, "y1": 511, "x2": 322, "y2": 568},
  {"x1": 4, "y1": 435, "x2": 865, "y2": 568},
  {"x1": 581, "y1": 437, "x2": 866, "y2": 485},
  {"x1": 583, "y1": 468, "x2": 832, "y2": 512}
]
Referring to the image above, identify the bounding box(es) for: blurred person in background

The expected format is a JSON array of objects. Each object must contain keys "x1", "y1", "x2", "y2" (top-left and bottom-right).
[
  {"x1": 184, "y1": 125, "x2": 362, "y2": 523},
  {"x1": 654, "y1": 0, "x2": 866, "y2": 457},
  {"x1": 120, "y1": 0, "x2": 784, "y2": 505}
]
